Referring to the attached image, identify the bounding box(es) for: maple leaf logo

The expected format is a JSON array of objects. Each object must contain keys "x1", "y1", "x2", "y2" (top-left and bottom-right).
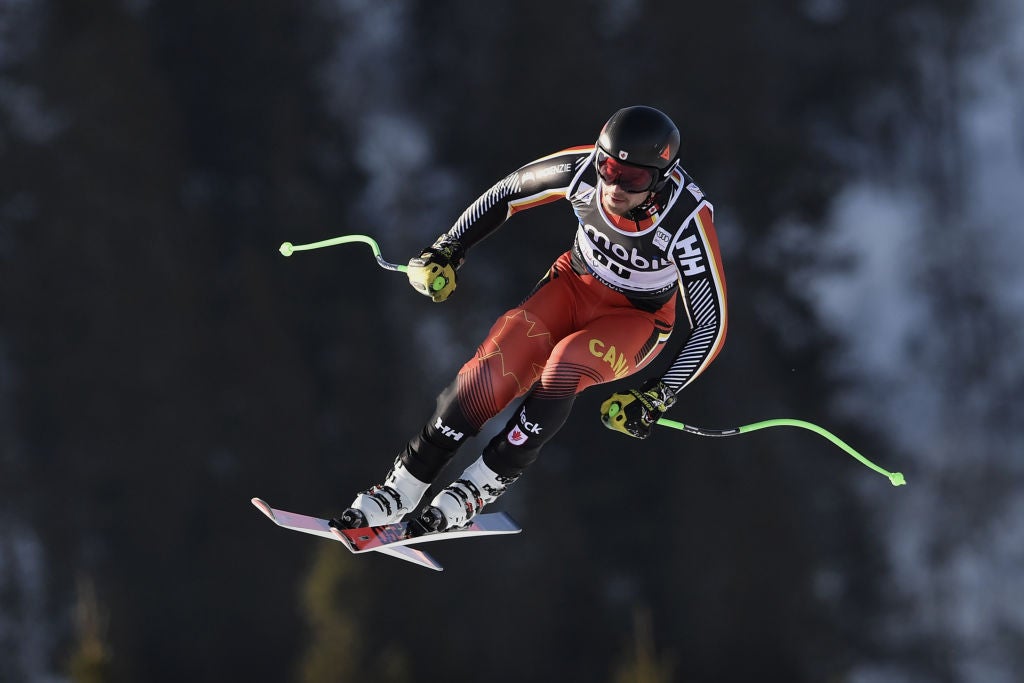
[{"x1": 477, "y1": 310, "x2": 553, "y2": 395}]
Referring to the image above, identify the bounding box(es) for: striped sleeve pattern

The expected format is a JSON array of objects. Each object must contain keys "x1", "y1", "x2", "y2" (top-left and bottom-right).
[
  {"x1": 661, "y1": 203, "x2": 728, "y2": 393},
  {"x1": 447, "y1": 172, "x2": 523, "y2": 249},
  {"x1": 441, "y1": 147, "x2": 591, "y2": 251},
  {"x1": 661, "y1": 279, "x2": 722, "y2": 391}
]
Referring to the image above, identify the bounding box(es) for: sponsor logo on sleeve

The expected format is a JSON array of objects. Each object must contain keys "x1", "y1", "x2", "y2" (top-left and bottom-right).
[
  {"x1": 522, "y1": 163, "x2": 573, "y2": 185},
  {"x1": 674, "y1": 234, "x2": 706, "y2": 276}
]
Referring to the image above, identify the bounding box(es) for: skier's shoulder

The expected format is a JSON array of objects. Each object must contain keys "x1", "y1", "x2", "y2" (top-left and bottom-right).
[
  {"x1": 517, "y1": 145, "x2": 593, "y2": 176},
  {"x1": 510, "y1": 145, "x2": 594, "y2": 192},
  {"x1": 666, "y1": 164, "x2": 713, "y2": 212}
]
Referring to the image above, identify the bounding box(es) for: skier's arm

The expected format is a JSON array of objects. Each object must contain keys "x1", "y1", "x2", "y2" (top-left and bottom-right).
[
  {"x1": 445, "y1": 146, "x2": 593, "y2": 251},
  {"x1": 406, "y1": 147, "x2": 592, "y2": 301},
  {"x1": 658, "y1": 201, "x2": 728, "y2": 394},
  {"x1": 601, "y1": 202, "x2": 727, "y2": 439}
]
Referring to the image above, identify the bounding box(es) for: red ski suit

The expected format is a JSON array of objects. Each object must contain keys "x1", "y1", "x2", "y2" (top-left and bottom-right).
[{"x1": 401, "y1": 145, "x2": 727, "y2": 481}]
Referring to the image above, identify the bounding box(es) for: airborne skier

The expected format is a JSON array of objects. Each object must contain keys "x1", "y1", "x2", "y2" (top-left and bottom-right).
[{"x1": 334, "y1": 105, "x2": 728, "y2": 533}]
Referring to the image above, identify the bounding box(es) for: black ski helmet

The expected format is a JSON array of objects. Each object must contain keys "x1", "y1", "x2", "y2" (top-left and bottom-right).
[{"x1": 596, "y1": 105, "x2": 680, "y2": 186}]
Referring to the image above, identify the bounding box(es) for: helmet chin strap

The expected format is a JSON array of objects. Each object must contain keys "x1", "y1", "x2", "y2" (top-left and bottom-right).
[
  {"x1": 632, "y1": 185, "x2": 665, "y2": 217},
  {"x1": 632, "y1": 158, "x2": 679, "y2": 215}
]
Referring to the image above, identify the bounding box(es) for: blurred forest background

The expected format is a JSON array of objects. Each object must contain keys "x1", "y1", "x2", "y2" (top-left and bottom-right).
[{"x1": 1, "y1": 1, "x2": 1022, "y2": 682}]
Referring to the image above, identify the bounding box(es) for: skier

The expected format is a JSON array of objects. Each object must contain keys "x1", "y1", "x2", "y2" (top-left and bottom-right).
[{"x1": 333, "y1": 105, "x2": 728, "y2": 533}]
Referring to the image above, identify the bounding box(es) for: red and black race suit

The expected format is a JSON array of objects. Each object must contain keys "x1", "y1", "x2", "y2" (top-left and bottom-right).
[{"x1": 400, "y1": 145, "x2": 728, "y2": 481}]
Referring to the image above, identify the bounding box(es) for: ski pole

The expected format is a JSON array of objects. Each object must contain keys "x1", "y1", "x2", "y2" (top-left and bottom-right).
[
  {"x1": 605, "y1": 404, "x2": 906, "y2": 487},
  {"x1": 279, "y1": 233, "x2": 448, "y2": 292}
]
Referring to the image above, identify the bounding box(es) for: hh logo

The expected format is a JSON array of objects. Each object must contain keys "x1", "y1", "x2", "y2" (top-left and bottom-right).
[
  {"x1": 507, "y1": 426, "x2": 528, "y2": 446},
  {"x1": 434, "y1": 417, "x2": 464, "y2": 442},
  {"x1": 674, "y1": 234, "x2": 705, "y2": 276}
]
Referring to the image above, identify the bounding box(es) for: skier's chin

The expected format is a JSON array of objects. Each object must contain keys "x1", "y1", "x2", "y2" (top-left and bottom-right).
[{"x1": 602, "y1": 194, "x2": 633, "y2": 216}]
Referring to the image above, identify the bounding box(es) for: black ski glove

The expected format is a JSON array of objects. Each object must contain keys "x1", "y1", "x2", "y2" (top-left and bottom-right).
[
  {"x1": 407, "y1": 237, "x2": 465, "y2": 302},
  {"x1": 600, "y1": 378, "x2": 677, "y2": 439}
]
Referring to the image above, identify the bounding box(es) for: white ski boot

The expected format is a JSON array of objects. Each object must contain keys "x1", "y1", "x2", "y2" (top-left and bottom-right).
[
  {"x1": 415, "y1": 456, "x2": 516, "y2": 533},
  {"x1": 334, "y1": 459, "x2": 430, "y2": 528}
]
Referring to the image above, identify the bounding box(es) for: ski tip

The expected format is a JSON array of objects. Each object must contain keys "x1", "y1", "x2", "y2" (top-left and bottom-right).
[{"x1": 251, "y1": 497, "x2": 275, "y2": 521}]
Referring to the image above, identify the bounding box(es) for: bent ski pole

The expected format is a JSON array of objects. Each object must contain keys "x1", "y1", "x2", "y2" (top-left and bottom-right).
[
  {"x1": 605, "y1": 404, "x2": 905, "y2": 486},
  {"x1": 279, "y1": 233, "x2": 447, "y2": 292}
]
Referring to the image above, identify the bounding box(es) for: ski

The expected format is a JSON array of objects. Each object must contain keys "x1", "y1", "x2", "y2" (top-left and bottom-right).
[
  {"x1": 251, "y1": 497, "x2": 442, "y2": 571},
  {"x1": 333, "y1": 511, "x2": 521, "y2": 553},
  {"x1": 251, "y1": 498, "x2": 522, "y2": 571}
]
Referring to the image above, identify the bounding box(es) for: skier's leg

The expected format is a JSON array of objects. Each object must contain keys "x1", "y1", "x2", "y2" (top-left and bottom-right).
[
  {"x1": 337, "y1": 272, "x2": 572, "y2": 528},
  {"x1": 421, "y1": 307, "x2": 674, "y2": 530},
  {"x1": 488, "y1": 308, "x2": 673, "y2": 475},
  {"x1": 402, "y1": 262, "x2": 585, "y2": 476}
]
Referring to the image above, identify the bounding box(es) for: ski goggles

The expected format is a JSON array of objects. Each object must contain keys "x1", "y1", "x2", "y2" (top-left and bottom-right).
[{"x1": 594, "y1": 149, "x2": 660, "y2": 193}]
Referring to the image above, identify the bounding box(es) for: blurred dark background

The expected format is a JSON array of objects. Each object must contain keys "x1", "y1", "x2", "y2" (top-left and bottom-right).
[{"x1": 2, "y1": 1, "x2": 1022, "y2": 682}]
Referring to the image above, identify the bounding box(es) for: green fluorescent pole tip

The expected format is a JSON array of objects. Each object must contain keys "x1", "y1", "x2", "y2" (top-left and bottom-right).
[{"x1": 280, "y1": 242, "x2": 294, "y2": 256}]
